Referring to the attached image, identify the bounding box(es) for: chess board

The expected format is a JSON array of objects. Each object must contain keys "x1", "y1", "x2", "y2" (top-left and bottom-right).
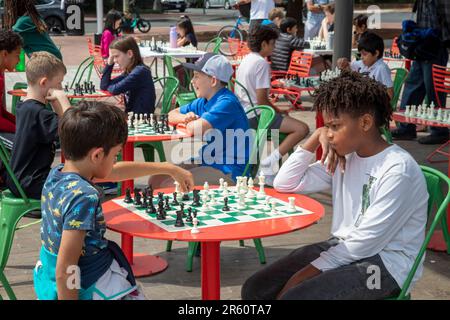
[
  {"x1": 127, "y1": 123, "x2": 179, "y2": 137},
  {"x1": 113, "y1": 187, "x2": 315, "y2": 233},
  {"x1": 394, "y1": 111, "x2": 450, "y2": 125}
]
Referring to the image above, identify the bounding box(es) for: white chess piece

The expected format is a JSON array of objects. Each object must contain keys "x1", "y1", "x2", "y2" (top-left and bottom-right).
[
  {"x1": 210, "y1": 194, "x2": 216, "y2": 206},
  {"x1": 219, "y1": 178, "x2": 225, "y2": 191},
  {"x1": 242, "y1": 177, "x2": 248, "y2": 193},
  {"x1": 202, "y1": 193, "x2": 210, "y2": 211},
  {"x1": 223, "y1": 181, "x2": 229, "y2": 197},
  {"x1": 437, "y1": 108, "x2": 443, "y2": 121},
  {"x1": 265, "y1": 196, "x2": 272, "y2": 210},
  {"x1": 203, "y1": 181, "x2": 210, "y2": 196},
  {"x1": 174, "y1": 181, "x2": 180, "y2": 194},
  {"x1": 257, "y1": 173, "x2": 266, "y2": 199},
  {"x1": 191, "y1": 217, "x2": 200, "y2": 234},
  {"x1": 150, "y1": 113, "x2": 155, "y2": 127},
  {"x1": 238, "y1": 190, "x2": 247, "y2": 209},
  {"x1": 270, "y1": 199, "x2": 279, "y2": 214},
  {"x1": 246, "y1": 177, "x2": 255, "y2": 198},
  {"x1": 404, "y1": 105, "x2": 410, "y2": 117},
  {"x1": 287, "y1": 197, "x2": 297, "y2": 213}
]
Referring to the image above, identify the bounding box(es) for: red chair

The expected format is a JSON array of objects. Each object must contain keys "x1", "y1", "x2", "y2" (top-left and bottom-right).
[
  {"x1": 270, "y1": 51, "x2": 314, "y2": 111},
  {"x1": 426, "y1": 64, "x2": 450, "y2": 163}
]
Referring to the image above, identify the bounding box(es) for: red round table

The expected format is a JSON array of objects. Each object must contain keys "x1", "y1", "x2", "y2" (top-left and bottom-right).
[
  {"x1": 7, "y1": 88, "x2": 114, "y2": 99},
  {"x1": 103, "y1": 186, "x2": 325, "y2": 300},
  {"x1": 393, "y1": 112, "x2": 450, "y2": 252}
]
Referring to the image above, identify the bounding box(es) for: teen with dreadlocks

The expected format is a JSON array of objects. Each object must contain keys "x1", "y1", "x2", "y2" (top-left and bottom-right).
[
  {"x1": 241, "y1": 71, "x2": 428, "y2": 300},
  {"x1": 5, "y1": 0, "x2": 62, "y2": 60}
]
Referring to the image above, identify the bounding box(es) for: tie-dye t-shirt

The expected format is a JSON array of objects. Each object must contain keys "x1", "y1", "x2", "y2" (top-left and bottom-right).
[{"x1": 40, "y1": 165, "x2": 108, "y2": 256}]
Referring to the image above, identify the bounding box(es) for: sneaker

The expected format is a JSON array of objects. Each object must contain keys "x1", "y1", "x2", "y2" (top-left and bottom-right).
[
  {"x1": 391, "y1": 129, "x2": 417, "y2": 140},
  {"x1": 418, "y1": 134, "x2": 449, "y2": 145}
]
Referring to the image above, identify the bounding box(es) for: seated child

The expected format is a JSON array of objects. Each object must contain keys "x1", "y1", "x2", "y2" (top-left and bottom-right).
[
  {"x1": 318, "y1": 3, "x2": 334, "y2": 41},
  {"x1": 100, "y1": 36, "x2": 156, "y2": 115},
  {"x1": 6, "y1": 52, "x2": 70, "y2": 205},
  {"x1": 352, "y1": 14, "x2": 369, "y2": 48},
  {"x1": 236, "y1": 25, "x2": 310, "y2": 185},
  {"x1": 176, "y1": 16, "x2": 198, "y2": 48},
  {"x1": 261, "y1": 7, "x2": 286, "y2": 28},
  {"x1": 338, "y1": 32, "x2": 393, "y2": 99},
  {"x1": 151, "y1": 53, "x2": 249, "y2": 187},
  {"x1": 242, "y1": 71, "x2": 428, "y2": 300},
  {"x1": 33, "y1": 101, "x2": 194, "y2": 300},
  {"x1": 0, "y1": 30, "x2": 23, "y2": 138},
  {"x1": 271, "y1": 17, "x2": 308, "y2": 71},
  {"x1": 100, "y1": 10, "x2": 122, "y2": 59}
]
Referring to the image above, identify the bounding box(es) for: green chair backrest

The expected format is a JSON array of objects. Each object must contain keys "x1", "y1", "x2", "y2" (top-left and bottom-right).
[
  {"x1": 153, "y1": 76, "x2": 179, "y2": 114},
  {"x1": 205, "y1": 37, "x2": 222, "y2": 54},
  {"x1": 243, "y1": 105, "x2": 276, "y2": 177},
  {"x1": 0, "y1": 139, "x2": 30, "y2": 203},
  {"x1": 230, "y1": 78, "x2": 258, "y2": 119},
  {"x1": 15, "y1": 49, "x2": 26, "y2": 72},
  {"x1": 391, "y1": 68, "x2": 408, "y2": 111},
  {"x1": 164, "y1": 55, "x2": 196, "y2": 95},
  {"x1": 395, "y1": 166, "x2": 450, "y2": 299},
  {"x1": 70, "y1": 56, "x2": 94, "y2": 89}
]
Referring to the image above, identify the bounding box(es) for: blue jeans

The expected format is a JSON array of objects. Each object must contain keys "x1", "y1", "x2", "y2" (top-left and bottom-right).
[
  {"x1": 241, "y1": 238, "x2": 401, "y2": 300},
  {"x1": 398, "y1": 46, "x2": 449, "y2": 136}
]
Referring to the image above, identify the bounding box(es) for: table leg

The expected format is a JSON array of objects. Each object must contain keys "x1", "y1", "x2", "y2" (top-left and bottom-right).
[
  {"x1": 201, "y1": 242, "x2": 221, "y2": 300},
  {"x1": 405, "y1": 59, "x2": 411, "y2": 71},
  {"x1": 427, "y1": 143, "x2": 450, "y2": 253},
  {"x1": 122, "y1": 141, "x2": 134, "y2": 194},
  {"x1": 119, "y1": 141, "x2": 169, "y2": 277}
]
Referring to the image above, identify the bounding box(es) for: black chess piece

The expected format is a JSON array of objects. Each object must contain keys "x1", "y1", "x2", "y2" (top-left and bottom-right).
[
  {"x1": 172, "y1": 192, "x2": 179, "y2": 205},
  {"x1": 174, "y1": 210, "x2": 185, "y2": 227},
  {"x1": 124, "y1": 188, "x2": 133, "y2": 203},
  {"x1": 182, "y1": 192, "x2": 190, "y2": 201},
  {"x1": 193, "y1": 209, "x2": 198, "y2": 218},
  {"x1": 180, "y1": 203, "x2": 186, "y2": 217},
  {"x1": 142, "y1": 196, "x2": 148, "y2": 209},
  {"x1": 135, "y1": 192, "x2": 142, "y2": 207},
  {"x1": 146, "y1": 196, "x2": 156, "y2": 214},
  {"x1": 148, "y1": 185, "x2": 154, "y2": 198},
  {"x1": 192, "y1": 189, "x2": 201, "y2": 206},
  {"x1": 186, "y1": 207, "x2": 193, "y2": 223},
  {"x1": 158, "y1": 192, "x2": 164, "y2": 202},
  {"x1": 222, "y1": 197, "x2": 230, "y2": 211},
  {"x1": 157, "y1": 205, "x2": 165, "y2": 220},
  {"x1": 164, "y1": 196, "x2": 171, "y2": 210},
  {"x1": 172, "y1": 125, "x2": 177, "y2": 135}
]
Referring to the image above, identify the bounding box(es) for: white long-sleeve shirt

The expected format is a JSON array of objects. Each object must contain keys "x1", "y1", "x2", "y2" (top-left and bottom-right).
[{"x1": 273, "y1": 145, "x2": 428, "y2": 291}]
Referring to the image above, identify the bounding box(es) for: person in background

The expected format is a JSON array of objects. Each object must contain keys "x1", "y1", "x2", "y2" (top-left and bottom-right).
[
  {"x1": 238, "y1": 0, "x2": 282, "y2": 35},
  {"x1": 304, "y1": 0, "x2": 334, "y2": 40},
  {"x1": 352, "y1": 14, "x2": 369, "y2": 48},
  {"x1": 318, "y1": 3, "x2": 335, "y2": 41},
  {"x1": 101, "y1": 10, "x2": 122, "y2": 59},
  {"x1": 176, "y1": 15, "x2": 198, "y2": 48}
]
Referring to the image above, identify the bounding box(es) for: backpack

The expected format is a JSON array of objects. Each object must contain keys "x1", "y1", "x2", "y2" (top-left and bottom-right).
[{"x1": 397, "y1": 20, "x2": 442, "y2": 61}]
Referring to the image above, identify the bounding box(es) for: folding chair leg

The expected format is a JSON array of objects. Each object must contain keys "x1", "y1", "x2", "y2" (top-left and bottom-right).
[
  {"x1": 0, "y1": 271, "x2": 17, "y2": 300},
  {"x1": 441, "y1": 214, "x2": 450, "y2": 254},
  {"x1": 426, "y1": 141, "x2": 450, "y2": 164},
  {"x1": 253, "y1": 238, "x2": 266, "y2": 264},
  {"x1": 186, "y1": 242, "x2": 199, "y2": 272}
]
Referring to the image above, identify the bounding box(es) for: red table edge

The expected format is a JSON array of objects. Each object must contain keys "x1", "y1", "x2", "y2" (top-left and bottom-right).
[{"x1": 7, "y1": 88, "x2": 113, "y2": 99}]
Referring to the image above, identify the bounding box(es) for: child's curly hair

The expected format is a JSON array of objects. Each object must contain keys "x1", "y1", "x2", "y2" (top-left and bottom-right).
[{"x1": 313, "y1": 70, "x2": 392, "y2": 128}]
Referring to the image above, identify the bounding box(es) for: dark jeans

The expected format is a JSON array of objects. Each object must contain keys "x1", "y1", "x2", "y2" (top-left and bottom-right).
[
  {"x1": 398, "y1": 46, "x2": 449, "y2": 136},
  {"x1": 241, "y1": 238, "x2": 401, "y2": 300}
]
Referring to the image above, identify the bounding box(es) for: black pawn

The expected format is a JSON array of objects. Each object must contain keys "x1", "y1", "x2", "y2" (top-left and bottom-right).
[
  {"x1": 172, "y1": 192, "x2": 179, "y2": 206},
  {"x1": 164, "y1": 196, "x2": 171, "y2": 210},
  {"x1": 182, "y1": 193, "x2": 190, "y2": 201},
  {"x1": 175, "y1": 210, "x2": 185, "y2": 227},
  {"x1": 222, "y1": 197, "x2": 230, "y2": 211},
  {"x1": 186, "y1": 207, "x2": 193, "y2": 223},
  {"x1": 180, "y1": 203, "x2": 186, "y2": 217},
  {"x1": 124, "y1": 188, "x2": 133, "y2": 203},
  {"x1": 146, "y1": 196, "x2": 156, "y2": 214}
]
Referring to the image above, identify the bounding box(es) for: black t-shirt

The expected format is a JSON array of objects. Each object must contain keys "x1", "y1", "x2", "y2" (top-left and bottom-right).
[{"x1": 6, "y1": 99, "x2": 58, "y2": 199}]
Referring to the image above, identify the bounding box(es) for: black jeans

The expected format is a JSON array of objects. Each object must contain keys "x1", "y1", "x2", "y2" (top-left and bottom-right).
[{"x1": 241, "y1": 238, "x2": 401, "y2": 300}]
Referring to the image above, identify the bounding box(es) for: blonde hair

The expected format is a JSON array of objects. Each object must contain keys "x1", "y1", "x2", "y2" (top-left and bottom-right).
[
  {"x1": 26, "y1": 52, "x2": 66, "y2": 85},
  {"x1": 268, "y1": 8, "x2": 285, "y2": 21}
]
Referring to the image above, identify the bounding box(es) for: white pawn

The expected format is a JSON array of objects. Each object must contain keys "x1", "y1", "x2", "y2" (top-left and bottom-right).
[
  {"x1": 203, "y1": 181, "x2": 210, "y2": 195},
  {"x1": 150, "y1": 113, "x2": 155, "y2": 127},
  {"x1": 437, "y1": 108, "x2": 443, "y2": 121},
  {"x1": 241, "y1": 176, "x2": 248, "y2": 193},
  {"x1": 246, "y1": 177, "x2": 255, "y2": 198},
  {"x1": 191, "y1": 217, "x2": 200, "y2": 234},
  {"x1": 411, "y1": 105, "x2": 417, "y2": 117},
  {"x1": 219, "y1": 178, "x2": 225, "y2": 191},
  {"x1": 174, "y1": 181, "x2": 180, "y2": 194},
  {"x1": 202, "y1": 193, "x2": 210, "y2": 211},
  {"x1": 287, "y1": 197, "x2": 297, "y2": 213},
  {"x1": 223, "y1": 182, "x2": 229, "y2": 197},
  {"x1": 265, "y1": 196, "x2": 272, "y2": 210},
  {"x1": 270, "y1": 199, "x2": 279, "y2": 214},
  {"x1": 210, "y1": 194, "x2": 216, "y2": 206},
  {"x1": 404, "y1": 105, "x2": 410, "y2": 116}
]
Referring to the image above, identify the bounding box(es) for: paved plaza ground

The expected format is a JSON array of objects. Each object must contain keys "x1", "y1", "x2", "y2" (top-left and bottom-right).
[{"x1": 0, "y1": 32, "x2": 449, "y2": 300}]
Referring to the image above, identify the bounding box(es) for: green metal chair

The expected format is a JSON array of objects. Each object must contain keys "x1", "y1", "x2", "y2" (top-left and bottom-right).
[
  {"x1": 11, "y1": 82, "x2": 28, "y2": 116},
  {"x1": 172, "y1": 105, "x2": 276, "y2": 272},
  {"x1": 387, "y1": 166, "x2": 450, "y2": 300},
  {"x1": 134, "y1": 76, "x2": 179, "y2": 163},
  {"x1": 68, "y1": 56, "x2": 95, "y2": 104},
  {"x1": 205, "y1": 37, "x2": 223, "y2": 54},
  {"x1": 0, "y1": 140, "x2": 41, "y2": 300},
  {"x1": 164, "y1": 55, "x2": 197, "y2": 107},
  {"x1": 381, "y1": 68, "x2": 409, "y2": 143}
]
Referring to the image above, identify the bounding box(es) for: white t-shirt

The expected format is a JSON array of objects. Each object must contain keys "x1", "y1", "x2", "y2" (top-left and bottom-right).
[
  {"x1": 273, "y1": 144, "x2": 428, "y2": 292},
  {"x1": 235, "y1": 52, "x2": 271, "y2": 117},
  {"x1": 351, "y1": 59, "x2": 393, "y2": 89},
  {"x1": 250, "y1": 0, "x2": 275, "y2": 20}
]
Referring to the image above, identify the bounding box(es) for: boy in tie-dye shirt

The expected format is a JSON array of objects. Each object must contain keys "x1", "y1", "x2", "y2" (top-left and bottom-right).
[{"x1": 34, "y1": 101, "x2": 194, "y2": 300}]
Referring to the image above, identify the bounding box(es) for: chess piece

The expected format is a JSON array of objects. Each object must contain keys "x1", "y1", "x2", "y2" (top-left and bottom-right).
[
  {"x1": 222, "y1": 197, "x2": 231, "y2": 211},
  {"x1": 182, "y1": 192, "x2": 190, "y2": 201},
  {"x1": 265, "y1": 196, "x2": 272, "y2": 211},
  {"x1": 191, "y1": 216, "x2": 200, "y2": 234},
  {"x1": 174, "y1": 181, "x2": 180, "y2": 194},
  {"x1": 124, "y1": 188, "x2": 133, "y2": 203},
  {"x1": 246, "y1": 178, "x2": 255, "y2": 198},
  {"x1": 134, "y1": 188, "x2": 142, "y2": 206},
  {"x1": 271, "y1": 199, "x2": 279, "y2": 214},
  {"x1": 186, "y1": 207, "x2": 193, "y2": 223},
  {"x1": 172, "y1": 192, "x2": 179, "y2": 206},
  {"x1": 238, "y1": 190, "x2": 246, "y2": 209},
  {"x1": 201, "y1": 193, "x2": 210, "y2": 211},
  {"x1": 223, "y1": 182, "x2": 229, "y2": 197},
  {"x1": 203, "y1": 181, "x2": 210, "y2": 194},
  {"x1": 287, "y1": 197, "x2": 296, "y2": 213},
  {"x1": 146, "y1": 196, "x2": 156, "y2": 214},
  {"x1": 174, "y1": 209, "x2": 185, "y2": 227},
  {"x1": 219, "y1": 178, "x2": 225, "y2": 191},
  {"x1": 192, "y1": 189, "x2": 201, "y2": 206},
  {"x1": 257, "y1": 173, "x2": 266, "y2": 199},
  {"x1": 180, "y1": 203, "x2": 186, "y2": 217},
  {"x1": 164, "y1": 196, "x2": 171, "y2": 210}
]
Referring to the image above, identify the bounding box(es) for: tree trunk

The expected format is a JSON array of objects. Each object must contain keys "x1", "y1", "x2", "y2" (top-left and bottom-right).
[{"x1": 286, "y1": 0, "x2": 305, "y2": 36}]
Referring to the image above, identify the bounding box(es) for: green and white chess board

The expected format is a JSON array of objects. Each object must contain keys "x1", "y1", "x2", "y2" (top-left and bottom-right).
[
  {"x1": 113, "y1": 187, "x2": 314, "y2": 233},
  {"x1": 127, "y1": 123, "x2": 178, "y2": 137}
]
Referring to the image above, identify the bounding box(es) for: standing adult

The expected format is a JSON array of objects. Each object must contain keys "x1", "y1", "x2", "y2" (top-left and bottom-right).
[
  {"x1": 4, "y1": 0, "x2": 62, "y2": 60},
  {"x1": 238, "y1": 0, "x2": 282, "y2": 35},
  {"x1": 391, "y1": 0, "x2": 450, "y2": 144},
  {"x1": 304, "y1": 0, "x2": 334, "y2": 41}
]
